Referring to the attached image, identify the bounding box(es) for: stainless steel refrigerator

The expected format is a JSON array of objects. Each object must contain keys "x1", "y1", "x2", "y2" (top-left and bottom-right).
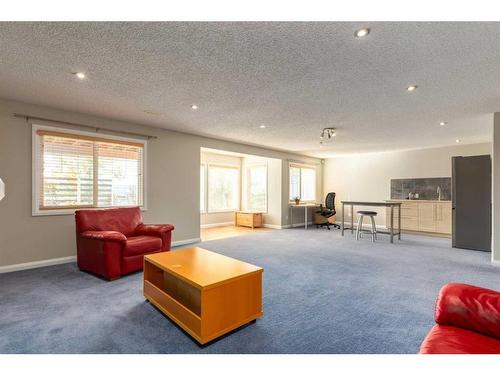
[{"x1": 452, "y1": 155, "x2": 491, "y2": 252}]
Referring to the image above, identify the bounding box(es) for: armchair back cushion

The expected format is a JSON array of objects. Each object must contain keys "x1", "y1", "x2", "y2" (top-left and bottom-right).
[
  {"x1": 75, "y1": 206, "x2": 143, "y2": 237},
  {"x1": 419, "y1": 283, "x2": 500, "y2": 354},
  {"x1": 435, "y1": 283, "x2": 500, "y2": 340}
]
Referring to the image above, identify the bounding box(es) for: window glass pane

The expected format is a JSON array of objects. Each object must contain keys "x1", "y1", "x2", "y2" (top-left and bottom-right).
[
  {"x1": 289, "y1": 166, "x2": 301, "y2": 200},
  {"x1": 208, "y1": 166, "x2": 239, "y2": 211},
  {"x1": 200, "y1": 165, "x2": 205, "y2": 212},
  {"x1": 42, "y1": 136, "x2": 94, "y2": 207},
  {"x1": 301, "y1": 167, "x2": 316, "y2": 201},
  {"x1": 248, "y1": 165, "x2": 267, "y2": 211},
  {"x1": 97, "y1": 142, "x2": 142, "y2": 207}
]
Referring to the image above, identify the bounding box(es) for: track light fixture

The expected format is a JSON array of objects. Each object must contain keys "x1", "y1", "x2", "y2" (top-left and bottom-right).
[{"x1": 320, "y1": 128, "x2": 337, "y2": 144}]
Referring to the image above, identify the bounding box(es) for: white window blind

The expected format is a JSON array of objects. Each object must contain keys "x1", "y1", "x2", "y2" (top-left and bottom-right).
[
  {"x1": 247, "y1": 165, "x2": 267, "y2": 212},
  {"x1": 36, "y1": 130, "x2": 144, "y2": 211},
  {"x1": 289, "y1": 164, "x2": 316, "y2": 202}
]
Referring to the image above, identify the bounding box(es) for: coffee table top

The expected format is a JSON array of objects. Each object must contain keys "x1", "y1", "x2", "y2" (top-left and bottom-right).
[{"x1": 144, "y1": 247, "x2": 263, "y2": 289}]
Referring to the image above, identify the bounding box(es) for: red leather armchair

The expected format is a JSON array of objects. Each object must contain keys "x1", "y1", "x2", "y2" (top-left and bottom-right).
[
  {"x1": 75, "y1": 207, "x2": 174, "y2": 280},
  {"x1": 419, "y1": 283, "x2": 500, "y2": 354}
]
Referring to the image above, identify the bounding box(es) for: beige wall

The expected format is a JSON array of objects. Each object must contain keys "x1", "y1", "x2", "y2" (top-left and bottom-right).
[
  {"x1": 324, "y1": 143, "x2": 492, "y2": 226},
  {"x1": 0, "y1": 98, "x2": 321, "y2": 267}
]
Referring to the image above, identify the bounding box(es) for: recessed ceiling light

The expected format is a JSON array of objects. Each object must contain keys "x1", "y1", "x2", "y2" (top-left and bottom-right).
[
  {"x1": 439, "y1": 121, "x2": 447, "y2": 126},
  {"x1": 406, "y1": 85, "x2": 418, "y2": 92},
  {"x1": 259, "y1": 125, "x2": 266, "y2": 129},
  {"x1": 354, "y1": 28, "x2": 370, "y2": 38},
  {"x1": 74, "y1": 72, "x2": 85, "y2": 79},
  {"x1": 455, "y1": 139, "x2": 461, "y2": 143},
  {"x1": 191, "y1": 104, "x2": 198, "y2": 110}
]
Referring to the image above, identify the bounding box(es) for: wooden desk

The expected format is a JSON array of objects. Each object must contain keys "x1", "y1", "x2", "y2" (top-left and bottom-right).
[
  {"x1": 143, "y1": 247, "x2": 263, "y2": 344},
  {"x1": 289, "y1": 203, "x2": 320, "y2": 229},
  {"x1": 341, "y1": 201, "x2": 402, "y2": 243}
]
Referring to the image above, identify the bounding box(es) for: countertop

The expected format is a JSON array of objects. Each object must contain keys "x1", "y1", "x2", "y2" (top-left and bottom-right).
[{"x1": 385, "y1": 199, "x2": 451, "y2": 203}]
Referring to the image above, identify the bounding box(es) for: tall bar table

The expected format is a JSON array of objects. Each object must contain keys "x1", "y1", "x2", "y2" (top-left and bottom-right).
[{"x1": 340, "y1": 201, "x2": 402, "y2": 243}]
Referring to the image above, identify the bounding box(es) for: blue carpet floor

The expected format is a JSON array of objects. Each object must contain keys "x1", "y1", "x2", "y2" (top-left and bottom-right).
[{"x1": 1, "y1": 229, "x2": 499, "y2": 353}]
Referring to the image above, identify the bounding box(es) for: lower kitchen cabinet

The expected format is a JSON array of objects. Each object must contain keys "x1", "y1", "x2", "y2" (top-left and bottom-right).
[{"x1": 386, "y1": 200, "x2": 451, "y2": 235}]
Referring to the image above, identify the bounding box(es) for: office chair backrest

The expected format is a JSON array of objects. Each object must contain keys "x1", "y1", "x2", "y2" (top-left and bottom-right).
[{"x1": 325, "y1": 192, "x2": 336, "y2": 211}]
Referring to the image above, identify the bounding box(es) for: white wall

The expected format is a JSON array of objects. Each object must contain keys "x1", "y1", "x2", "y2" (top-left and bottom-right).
[
  {"x1": 324, "y1": 143, "x2": 492, "y2": 226},
  {"x1": 200, "y1": 152, "x2": 242, "y2": 227}
]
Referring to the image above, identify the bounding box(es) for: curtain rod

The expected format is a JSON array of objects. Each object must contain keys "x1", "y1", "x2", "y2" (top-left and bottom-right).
[{"x1": 13, "y1": 113, "x2": 158, "y2": 140}]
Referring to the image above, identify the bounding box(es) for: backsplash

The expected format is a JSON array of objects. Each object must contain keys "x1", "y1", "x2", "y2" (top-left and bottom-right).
[{"x1": 391, "y1": 177, "x2": 451, "y2": 200}]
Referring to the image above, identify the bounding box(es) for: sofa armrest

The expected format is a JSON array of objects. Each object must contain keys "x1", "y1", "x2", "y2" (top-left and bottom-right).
[
  {"x1": 135, "y1": 224, "x2": 175, "y2": 237},
  {"x1": 81, "y1": 230, "x2": 127, "y2": 242},
  {"x1": 435, "y1": 283, "x2": 500, "y2": 340}
]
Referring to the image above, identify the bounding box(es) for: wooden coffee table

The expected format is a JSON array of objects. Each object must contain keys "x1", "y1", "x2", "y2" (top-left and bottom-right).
[{"x1": 143, "y1": 247, "x2": 263, "y2": 344}]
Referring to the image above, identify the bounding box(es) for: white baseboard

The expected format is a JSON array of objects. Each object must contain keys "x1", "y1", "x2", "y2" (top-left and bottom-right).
[
  {"x1": 283, "y1": 221, "x2": 314, "y2": 228},
  {"x1": 491, "y1": 259, "x2": 500, "y2": 267},
  {"x1": 0, "y1": 238, "x2": 202, "y2": 274},
  {"x1": 200, "y1": 222, "x2": 234, "y2": 229},
  {"x1": 263, "y1": 223, "x2": 283, "y2": 229},
  {"x1": 0, "y1": 256, "x2": 76, "y2": 274},
  {"x1": 172, "y1": 237, "x2": 201, "y2": 247}
]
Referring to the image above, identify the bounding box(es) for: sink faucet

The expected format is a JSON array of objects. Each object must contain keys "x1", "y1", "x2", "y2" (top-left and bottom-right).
[{"x1": 437, "y1": 186, "x2": 442, "y2": 201}]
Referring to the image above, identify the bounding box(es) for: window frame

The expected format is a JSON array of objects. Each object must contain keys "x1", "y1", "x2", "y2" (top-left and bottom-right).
[
  {"x1": 246, "y1": 163, "x2": 268, "y2": 213},
  {"x1": 288, "y1": 163, "x2": 317, "y2": 203},
  {"x1": 32, "y1": 124, "x2": 147, "y2": 216},
  {"x1": 205, "y1": 162, "x2": 241, "y2": 213}
]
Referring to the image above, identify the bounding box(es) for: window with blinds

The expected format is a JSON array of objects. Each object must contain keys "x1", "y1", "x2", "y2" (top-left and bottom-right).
[
  {"x1": 289, "y1": 164, "x2": 316, "y2": 202},
  {"x1": 34, "y1": 128, "x2": 145, "y2": 213}
]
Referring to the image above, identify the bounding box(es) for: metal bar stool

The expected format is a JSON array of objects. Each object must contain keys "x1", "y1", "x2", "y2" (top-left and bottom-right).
[{"x1": 356, "y1": 211, "x2": 378, "y2": 242}]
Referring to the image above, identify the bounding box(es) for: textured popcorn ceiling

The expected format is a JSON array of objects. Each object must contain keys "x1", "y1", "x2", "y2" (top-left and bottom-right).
[{"x1": 0, "y1": 22, "x2": 498, "y2": 157}]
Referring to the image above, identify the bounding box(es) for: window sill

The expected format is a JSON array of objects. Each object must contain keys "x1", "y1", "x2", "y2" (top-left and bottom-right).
[
  {"x1": 203, "y1": 209, "x2": 238, "y2": 214},
  {"x1": 32, "y1": 205, "x2": 147, "y2": 217}
]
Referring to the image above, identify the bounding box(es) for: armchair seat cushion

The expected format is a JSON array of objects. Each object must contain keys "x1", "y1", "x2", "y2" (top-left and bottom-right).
[
  {"x1": 419, "y1": 325, "x2": 500, "y2": 354},
  {"x1": 123, "y1": 236, "x2": 162, "y2": 257}
]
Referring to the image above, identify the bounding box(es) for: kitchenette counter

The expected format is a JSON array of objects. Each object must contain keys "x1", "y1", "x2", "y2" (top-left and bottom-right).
[{"x1": 385, "y1": 199, "x2": 451, "y2": 236}]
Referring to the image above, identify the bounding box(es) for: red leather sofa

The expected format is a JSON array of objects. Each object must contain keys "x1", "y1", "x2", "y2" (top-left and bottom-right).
[
  {"x1": 75, "y1": 207, "x2": 174, "y2": 280},
  {"x1": 419, "y1": 283, "x2": 500, "y2": 354}
]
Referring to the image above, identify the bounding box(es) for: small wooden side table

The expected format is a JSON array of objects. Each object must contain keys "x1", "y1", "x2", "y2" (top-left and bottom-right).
[{"x1": 235, "y1": 211, "x2": 263, "y2": 228}]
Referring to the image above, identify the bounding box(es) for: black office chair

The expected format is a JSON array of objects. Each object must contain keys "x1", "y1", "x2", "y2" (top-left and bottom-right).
[{"x1": 316, "y1": 192, "x2": 341, "y2": 230}]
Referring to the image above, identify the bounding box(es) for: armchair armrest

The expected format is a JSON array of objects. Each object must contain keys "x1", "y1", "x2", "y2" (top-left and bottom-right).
[
  {"x1": 80, "y1": 230, "x2": 127, "y2": 242},
  {"x1": 435, "y1": 283, "x2": 500, "y2": 340},
  {"x1": 135, "y1": 224, "x2": 175, "y2": 237}
]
